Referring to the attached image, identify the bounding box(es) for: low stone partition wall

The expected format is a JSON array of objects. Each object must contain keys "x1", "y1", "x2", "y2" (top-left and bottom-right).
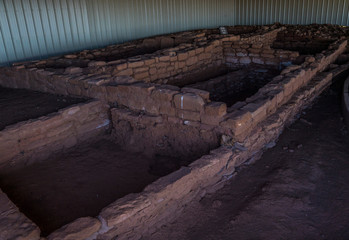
[
  {"x1": 272, "y1": 24, "x2": 346, "y2": 54},
  {"x1": 44, "y1": 53, "x2": 339, "y2": 240},
  {"x1": 111, "y1": 108, "x2": 221, "y2": 160},
  {"x1": 0, "y1": 100, "x2": 110, "y2": 168},
  {"x1": 224, "y1": 39, "x2": 347, "y2": 142},
  {"x1": 0, "y1": 26, "x2": 283, "y2": 99},
  {"x1": 223, "y1": 27, "x2": 299, "y2": 66},
  {"x1": 107, "y1": 39, "x2": 347, "y2": 144}
]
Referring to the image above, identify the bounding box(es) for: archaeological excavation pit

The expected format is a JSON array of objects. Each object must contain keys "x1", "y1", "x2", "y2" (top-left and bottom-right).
[
  {"x1": 0, "y1": 137, "x2": 190, "y2": 235},
  {"x1": 0, "y1": 24, "x2": 348, "y2": 239},
  {"x1": 0, "y1": 87, "x2": 86, "y2": 131}
]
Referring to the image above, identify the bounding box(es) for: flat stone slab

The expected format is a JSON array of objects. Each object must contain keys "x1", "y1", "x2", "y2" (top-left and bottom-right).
[{"x1": 0, "y1": 189, "x2": 40, "y2": 240}]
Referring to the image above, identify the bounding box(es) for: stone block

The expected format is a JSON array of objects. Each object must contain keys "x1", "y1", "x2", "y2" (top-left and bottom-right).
[
  {"x1": 249, "y1": 48, "x2": 262, "y2": 54},
  {"x1": 174, "y1": 93, "x2": 205, "y2": 112},
  {"x1": 176, "y1": 109, "x2": 201, "y2": 121},
  {"x1": 252, "y1": 57, "x2": 264, "y2": 64},
  {"x1": 88, "y1": 61, "x2": 106, "y2": 67},
  {"x1": 240, "y1": 57, "x2": 251, "y2": 64},
  {"x1": 188, "y1": 49, "x2": 197, "y2": 57},
  {"x1": 128, "y1": 61, "x2": 144, "y2": 68},
  {"x1": 186, "y1": 56, "x2": 198, "y2": 66},
  {"x1": 226, "y1": 57, "x2": 239, "y2": 64},
  {"x1": 159, "y1": 55, "x2": 170, "y2": 62},
  {"x1": 48, "y1": 217, "x2": 101, "y2": 240},
  {"x1": 265, "y1": 58, "x2": 279, "y2": 66},
  {"x1": 242, "y1": 101, "x2": 268, "y2": 124},
  {"x1": 117, "y1": 68, "x2": 133, "y2": 76},
  {"x1": 220, "y1": 110, "x2": 253, "y2": 136},
  {"x1": 149, "y1": 67, "x2": 157, "y2": 75},
  {"x1": 117, "y1": 63, "x2": 128, "y2": 71},
  {"x1": 64, "y1": 67, "x2": 82, "y2": 75},
  {"x1": 100, "y1": 193, "x2": 151, "y2": 227},
  {"x1": 112, "y1": 83, "x2": 158, "y2": 114},
  {"x1": 204, "y1": 102, "x2": 227, "y2": 116},
  {"x1": 144, "y1": 58, "x2": 156, "y2": 66},
  {"x1": 282, "y1": 77, "x2": 295, "y2": 97},
  {"x1": 151, "y1": 87, "x2": 179, "y2": 102},
  {"x1": 177, "y1": 52, "x2": 188, "y2": 61},
  {"x1": 134, "y1": 71, "x2": 149, "y2": 80},
  {"x1": 134, "y1": 67, "x2": 149, "y2": 73},
  {"x1": 181, "y1": 87, "x2": 210, "y2": 101},
  {"x1": 252, "y1": 43, "x2": 263, "y2": 49}
]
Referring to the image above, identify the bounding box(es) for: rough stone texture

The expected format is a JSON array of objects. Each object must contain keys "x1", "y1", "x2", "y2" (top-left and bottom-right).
[
  {"x1": 0, "y1": 100, "x2": 110, "y2": 168},
  {"x1": 97, "y1": 55, "x2": 339, "y2": 240},
  {"x1": 0, "y1": 189, "x2": 40, "y2": 240},
  {"x1": 0, "y1": 24, "x2": 348, "y2": 240},
  {"x1": 111, "y1": 108, "x2": 219, "y2": 160},
  {"x1": 47, "y1": 217, "x2": 101, "y2": 240},
  {"x1": 174, "y1": 93, "x2": 205, "y2": 112}
]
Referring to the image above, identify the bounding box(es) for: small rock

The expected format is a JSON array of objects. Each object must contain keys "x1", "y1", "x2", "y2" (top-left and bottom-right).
[
  {"x1": 297, "y1": 144, "x2": 303, "y2": 149},
  {"x1": 289, "y1": 149, "x2": 295, "y2": 153},
  {"x1": 283, "y1": 146, "x2": 288, "y2": 150},
  {"x1": 64, "y1": 67, "x2": 82, "y2": 75},
  {"x1": 64, "y1": 54, "x2": 78, "y2": 59},
  {"x1": 88, "y1": 61, "x2": 107, "y2": 67}
]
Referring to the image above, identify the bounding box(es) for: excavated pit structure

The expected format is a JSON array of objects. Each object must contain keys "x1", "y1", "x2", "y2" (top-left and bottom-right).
[{"x1": 0, "y1": 24, "x2": 348, "y2": 240}]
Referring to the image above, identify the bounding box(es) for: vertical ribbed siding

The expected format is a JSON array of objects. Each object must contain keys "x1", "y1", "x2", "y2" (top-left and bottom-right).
[
  {"x1": 1, "y1": 0, "x2": 348, "y2": 66},
  {"x1": 235, "y1": 0, "x2": 349, "y2": 25}
]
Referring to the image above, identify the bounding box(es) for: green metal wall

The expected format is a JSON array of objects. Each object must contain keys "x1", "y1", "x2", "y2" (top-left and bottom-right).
[{"x1": 1, "y1": 0, "x2": 349, "y2": 66}]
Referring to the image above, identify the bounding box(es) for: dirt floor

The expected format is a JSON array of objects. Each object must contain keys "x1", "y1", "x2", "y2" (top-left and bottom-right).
[
  {"x1": 204, "y1": 67, "x2": 280, "y2": 106},
  {"x1": 0, "y1": 87, "x2": 86, "y2": 131},
  {"x1": 0, "y1": 137, "x2": 183, "y2": 236},
  {"x1": 150, "y1": 83, "x2": 349, "y2": 239}
]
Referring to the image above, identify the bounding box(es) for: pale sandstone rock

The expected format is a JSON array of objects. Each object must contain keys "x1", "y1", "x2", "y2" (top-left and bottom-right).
[
  {"x1": 174, "y1": 93, "x2": 205, "y2": 112},
  {"x1": 0, "y1": 189, "x2": 40, "y2": 240},
  {"x1": 47, "y1": 217, "x2": 101, "y2": 240}
]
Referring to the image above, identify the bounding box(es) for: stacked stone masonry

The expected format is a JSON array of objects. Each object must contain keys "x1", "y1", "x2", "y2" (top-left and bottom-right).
[
  {"x1": 0, "y1": 100, "x2": 110, "y2": 168},
  {"x1": 0, "y1": 24, "x2": 349, "y2": 239}
]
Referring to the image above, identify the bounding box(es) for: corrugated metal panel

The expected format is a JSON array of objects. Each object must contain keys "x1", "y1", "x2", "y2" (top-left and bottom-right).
[
  {"x1": 235, "y1": 0, "x2": 349, "y2": 25},
  {"x1": 1, "y1": 0, "x2": 348, "y2": 66}
]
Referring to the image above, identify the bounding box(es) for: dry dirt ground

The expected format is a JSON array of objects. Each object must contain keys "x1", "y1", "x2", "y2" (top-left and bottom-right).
[
  {"x1": 0, "y1": 87, "x2": 85, "y2": 130},
  {"x1": 0, "y1": 138, "x2": 163, "y2": 236},
  {"x1": 150, "y1": 83, "x2": 349, "y2": 240}
]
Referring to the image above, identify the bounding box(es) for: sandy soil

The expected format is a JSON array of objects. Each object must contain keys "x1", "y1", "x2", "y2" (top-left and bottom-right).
[
  {"x1": 0, "y1": 138, "x2": 179, "y2": 236},
  {"x1": 150, "y1": 84, "x2": 349, "y2": 240},
  {"x1": 0, "y1": 87, "x2": 86, "y2": 130}
]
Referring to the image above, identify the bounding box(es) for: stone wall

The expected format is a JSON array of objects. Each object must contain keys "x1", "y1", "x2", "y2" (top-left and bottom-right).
[
  {"x1": 0, "y1": 100, "x2": 110, "y2": 168},
  {"x1": 111, "y1": 108, "x2": 221, "y2": 161},
  {"x1": 0, "y1": 26, "x2": 282, "y2": 100},
  {"x1": 223, "y1": 39, "x2": 347, "y2": 142},
  {"x1": 272, "y1": 24, "x2": 347, "y2": 54},
  {"x1": 45, "y1": 55, "x2": 343, "y2": 240},
  {"x1": 108, "y1": 39, "x2": 347, "y2": 143},
  {"x1": 223, "y1": 28, "x2": 299, "y2": 66}
]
